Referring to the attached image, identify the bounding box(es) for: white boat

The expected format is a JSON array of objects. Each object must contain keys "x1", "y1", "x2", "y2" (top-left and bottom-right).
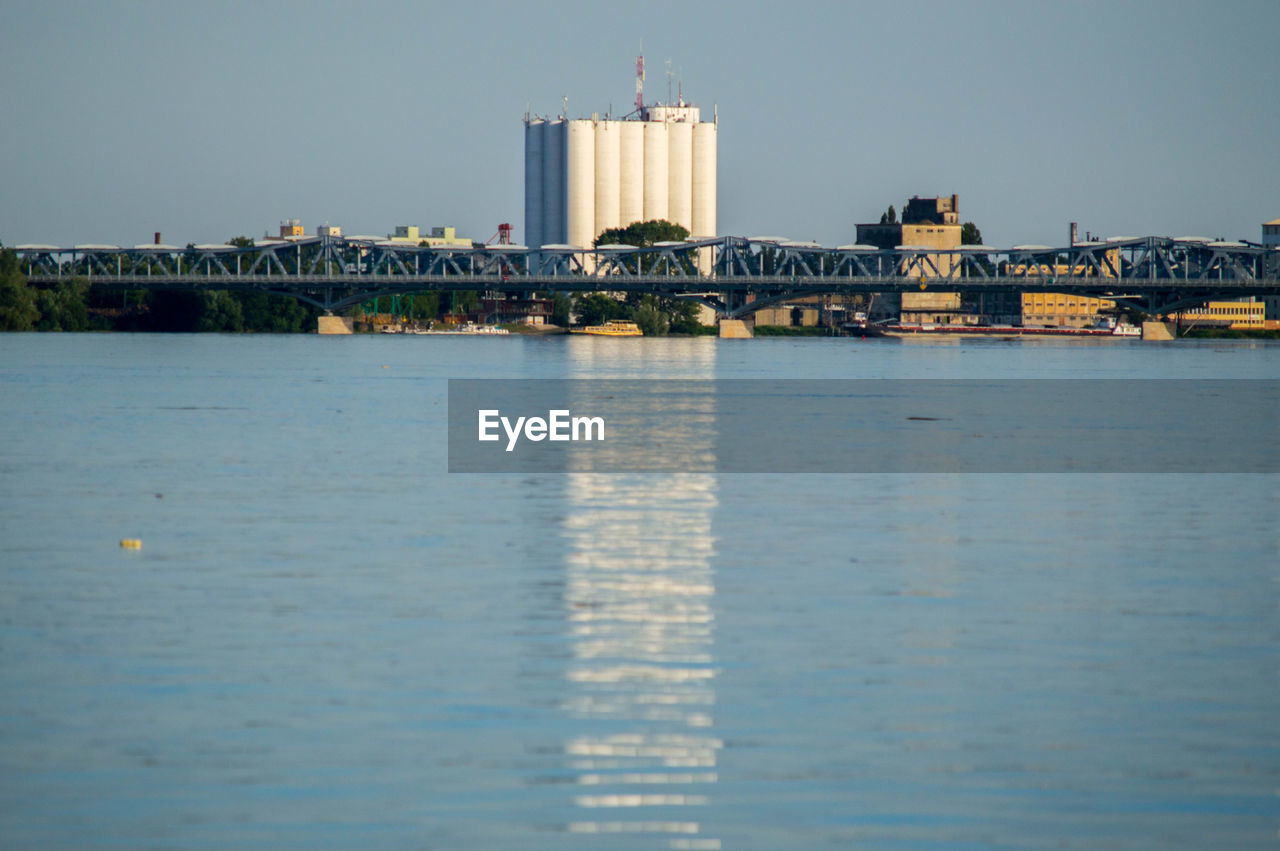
[
  {"x1": 1093, "y1": 316, "x2": 1141, "y2": 336},
  {"x1": 416, "y1": 322, "x2": 509, "y2": 336}
]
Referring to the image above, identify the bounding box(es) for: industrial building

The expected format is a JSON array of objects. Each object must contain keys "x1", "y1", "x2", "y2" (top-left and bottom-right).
[
  {"x1": 1169, "y1": 301, "x2": 1267, "y2": 329},
  {"x1": 523, "y1": 60, "x2": 717, "y2": 253},
  {"x1": 856, "y1": 195, "x2": 965, "y2": 324},
  {"x1": 1011, "y1": 224, "x2": 1122, "y2": 328},
  {"x1": 1263, "y1": 218, "x2": 1280, "y2": 247}
]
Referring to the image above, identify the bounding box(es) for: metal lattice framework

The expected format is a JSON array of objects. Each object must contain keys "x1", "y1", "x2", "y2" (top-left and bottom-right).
[{"x1": 15, "y1": 235, "x2": 1280, "y2": 317}]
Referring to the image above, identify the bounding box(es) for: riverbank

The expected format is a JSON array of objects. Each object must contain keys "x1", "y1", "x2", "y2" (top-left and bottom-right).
[{"x1": 1179, "y1": 327, "x2": 1280, "y2": 340}]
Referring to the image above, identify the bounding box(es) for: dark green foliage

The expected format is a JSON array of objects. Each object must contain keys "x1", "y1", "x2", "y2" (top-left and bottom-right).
[
  {"x1": 444, "y1": 291, "x2": 479, "y2": 314},
  {"x1": 34, "y1": 278, "x2": 91, "y2": 331},
  {"x1": 665, "y1": 298, "x2": 703, "y2": 334},
  {"x1": 235, "y1": 291, "x2": 317, "y2": 332},
  {"x1": 1180, "y1": 327, "x2": 1280, "y2": 339},
  {"x1": 595, "y1": 220, "x2": 696, "y2": 276},
  {"x1": 196, "y1": 291, "x2": 245, "y2": 332},
  {"x1": 406, "y1": 292, "x2": 441, "y2": 321},
  {"x1": 145, "y1": 291, "x2": 206, "y2": 331},
  {"x1": 0, "y1": 248, "x2": 40, "y2": 331},
  {"x1": 961, "y1": 222, "x2": 983, "y2": 245},
  {"x1": 632, "y1": 294, "x2": 669, "y2": 336},
  {"x1": 125, "y1": 289, "x2": 319, "y2": 332},
  {"x1": 595, "y1": 219, "x2": 690, "y2": 248},
  {"x1": 879, "y1": 205, "x2": 897, "y2": 225},
  {"x1": 574, "y1": 292, "x2": 629, "y2": 326},
  {"x1": 550, "y1": 292, "x2": 571, "y2": 326}
]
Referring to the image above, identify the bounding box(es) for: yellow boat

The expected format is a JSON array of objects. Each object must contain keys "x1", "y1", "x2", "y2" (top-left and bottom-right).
[{"x1": 570, "y1": 320, "x2": 643, "y2": 337}]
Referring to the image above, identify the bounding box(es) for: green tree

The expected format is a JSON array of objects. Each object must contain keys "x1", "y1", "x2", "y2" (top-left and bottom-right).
[
  {"x1": 573, "y1": 292, "x2": 629, "y2": 326},
  {"x1": 550, "y1": 292, "x2": 571, "y2": 326},
  {"x1": 405, "y1": 292, "x2": 441, "y2": 322},
  {"x1": 595, "y1": 219, "x2": 690, "y2": 248},
  {"x1": 1123, "y1": 308, "x2": 1147, "y2": 326},
  {"x1": 444, "y1": 291, "x2": 479, "y2": 315},
  {"x1": 196, "y1": 291, "x2": 244, "y2": 332},
  {"x1": 34, "y1": 277, "x2": 91, "y2": 331},
  {"x1": 879, "y1": 205, "x2": 897, "y2": 225},
  {"x1": 595, "y1": 220, "x2": 694, "y2": 276},
  {"x1": 632, "y1": 294, "x2": 669, "y2": 336},
  {"x1": 0, "y1": 248, "x2": 40, "y2": 331},
  {"x1": 961, "y1": 222, "x2": 983, "y2": 245},
  {"x1": 665, "y1": 298, "x2": 703, "y2": 334},
  {"x1": 145, "y1": 291, "x2": 205, "y2": 331}
]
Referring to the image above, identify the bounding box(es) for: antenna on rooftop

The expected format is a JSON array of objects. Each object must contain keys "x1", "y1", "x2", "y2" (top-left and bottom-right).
[{"x1": 635, "y1": 53, "x2": 645, "y2": 113}]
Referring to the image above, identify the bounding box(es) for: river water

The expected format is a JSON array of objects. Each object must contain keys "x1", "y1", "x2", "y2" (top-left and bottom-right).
[{"x1": 1, "y1": 333, "x2": 1277, "y2": 849}]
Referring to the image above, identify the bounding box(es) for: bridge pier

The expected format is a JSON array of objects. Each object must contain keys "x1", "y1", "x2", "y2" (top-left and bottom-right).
[
  {"x1": 1141, "y1": 321, "x2": 1176, "y2": 341},
  {"x1": 718, "y1": 318, "x2": 753, "y2": 338},
  {"x1": 317, "y1": 315, "x2": 353, "y2": 335}
]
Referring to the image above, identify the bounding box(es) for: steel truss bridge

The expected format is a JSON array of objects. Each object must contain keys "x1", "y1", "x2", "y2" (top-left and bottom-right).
[{"x1": 16, "y1": 236, "x2": 1280, "y2": 319}]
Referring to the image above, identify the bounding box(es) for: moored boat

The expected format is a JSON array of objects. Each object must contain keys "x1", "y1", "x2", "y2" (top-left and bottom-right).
[
  {"x1": 415, "y1": 322, "x2": 509, "y2": 335},
  {"x1": 570, "y1": 320, "x2": 643, "y2": 337}
]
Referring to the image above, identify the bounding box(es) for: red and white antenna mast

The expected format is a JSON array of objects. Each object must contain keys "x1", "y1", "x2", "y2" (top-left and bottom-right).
[{"x1": 635, "y1": 54, "x2": 645, "y2": 113}]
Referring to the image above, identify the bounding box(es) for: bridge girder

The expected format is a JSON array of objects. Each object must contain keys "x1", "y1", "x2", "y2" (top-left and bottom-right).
[{"x1": 15, "y1": 236, "x2": 1279, "y2": 319}]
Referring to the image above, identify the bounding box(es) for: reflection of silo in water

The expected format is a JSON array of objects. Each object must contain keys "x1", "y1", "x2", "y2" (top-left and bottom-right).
[{"x1": 561, "y1": 341, "x2": 720, "y2": 847}]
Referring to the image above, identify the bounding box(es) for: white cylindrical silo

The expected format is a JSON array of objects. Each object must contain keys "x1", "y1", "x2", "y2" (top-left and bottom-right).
[
  {"x1": 542, "y1": 120, "x2": 566, "y2": 245},
  {"x1": 524, "y1": 119, "x2": 544, "y2": 251},
  {"x1": 566, "y1": 119, "x2": 596, "y2": 250},
  {"x1": 667, "y1": 121, "x2": 693, "y2": 234},
  {"x1": 594, "y1": 120, "x2": 620, "y2": 241},
  {"x1": 618, "y1": 121, "x2": 644, "y2": 228},
  {"x1": 692, "y1": 121, "x2": 717, "y2": 239},
  {"x1": 642, "y1": 120, "x2": 669, "y2": 223}
]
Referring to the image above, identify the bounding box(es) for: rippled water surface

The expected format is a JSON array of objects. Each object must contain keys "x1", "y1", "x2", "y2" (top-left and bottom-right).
[{"x1": 1, "y1": 334, "x2": 1277, "y2": 849}]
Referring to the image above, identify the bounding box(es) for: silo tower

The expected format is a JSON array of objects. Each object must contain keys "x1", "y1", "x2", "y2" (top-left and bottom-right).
[{"x1": 523, "y1": 59, "x2": 717, "y2": 258}]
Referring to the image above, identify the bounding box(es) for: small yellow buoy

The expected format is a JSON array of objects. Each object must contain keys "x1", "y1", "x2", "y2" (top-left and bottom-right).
[{"x1": 120, "y1": 538, "x2": 142, "y2": 549}]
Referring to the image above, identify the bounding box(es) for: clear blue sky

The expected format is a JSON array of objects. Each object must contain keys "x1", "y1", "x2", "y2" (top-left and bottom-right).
[{"x1": 2, "y1": 0, "x2": 1277, "y2": 249}]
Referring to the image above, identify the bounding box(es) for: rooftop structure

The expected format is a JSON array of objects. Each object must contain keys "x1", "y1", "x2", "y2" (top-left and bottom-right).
[
  {"x1": 386, "y1": 225, "x2": 471, "y2": 247},
  {"x1": 1263, "y1": 217, "x2": 1280, "y2": 247},
  {"x1": 902, "y1": 195, "x2": 960, "y2": 225}
]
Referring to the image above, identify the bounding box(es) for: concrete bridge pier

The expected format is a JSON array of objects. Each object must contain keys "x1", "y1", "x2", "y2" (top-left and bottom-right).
[
  {"x1": 718, "y1": 318, "x2": 753, "y2": 338},
  {"x1": 317, "y1": 315, "x2": 353, "y2": 334}
]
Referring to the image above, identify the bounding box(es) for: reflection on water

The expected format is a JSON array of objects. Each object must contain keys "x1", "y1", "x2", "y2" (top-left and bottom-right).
[
  {"x1": 561, "y1": 474, "x2": 719, "y2": 847},
  {"x1": 561, "y1": 339, "x2": 720, "y2": 849},
  {"x1": 3, "y1": 336, "x2": 1279, "y2": 847}
]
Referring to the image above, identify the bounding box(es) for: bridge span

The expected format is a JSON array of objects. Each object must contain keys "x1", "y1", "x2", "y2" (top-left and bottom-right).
[{"x1": 16, "y1": 235, "x2": 1280, "y2": 318}]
